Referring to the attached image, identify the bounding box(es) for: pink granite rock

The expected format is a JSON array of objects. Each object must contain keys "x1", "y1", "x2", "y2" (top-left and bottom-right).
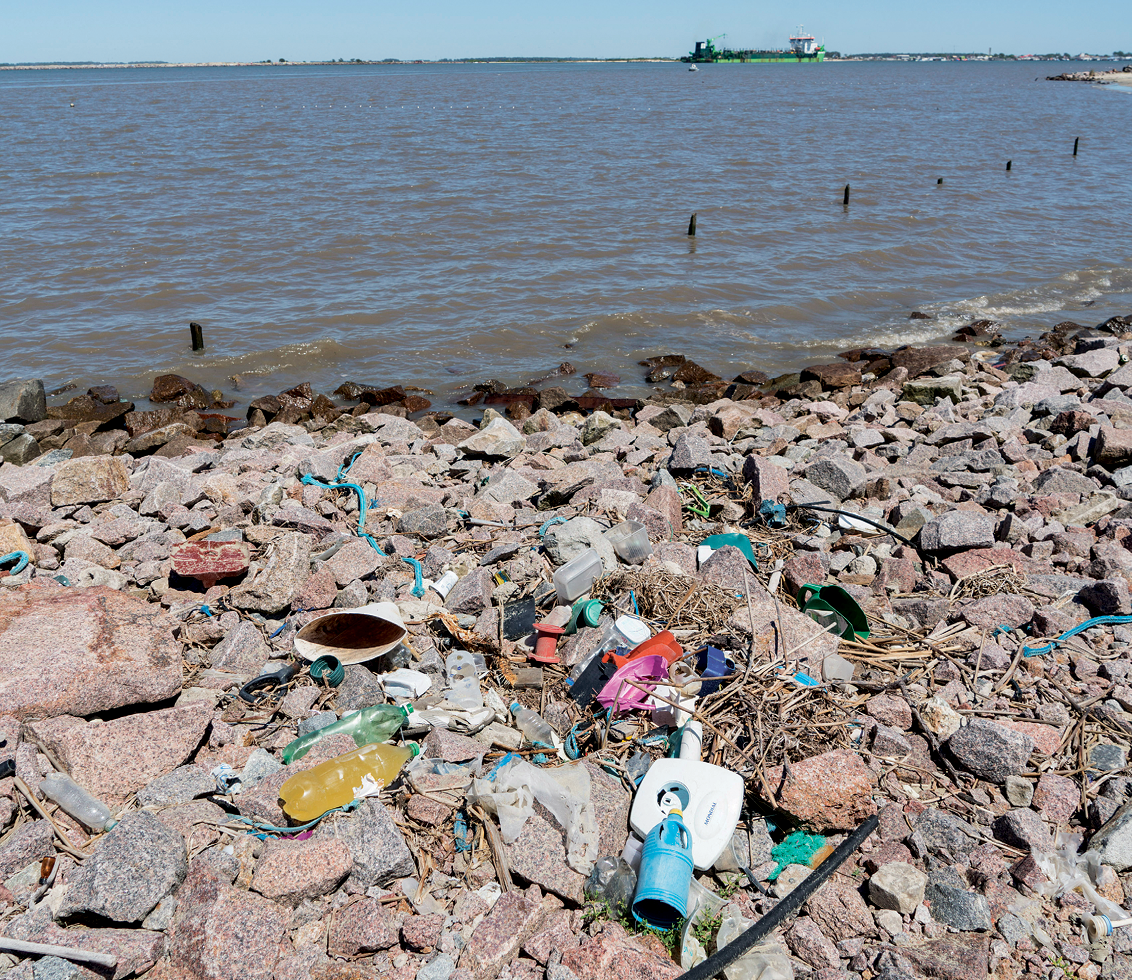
[
  {"x1": 28, "y1": 701, "x2": 214, "y2": 805},
  {"x1": 805, "y1": 882, "x2": 876, "y2": 943},
  {"x1": 166, "y1": 860, "x2": 290, "y2": 980},
  {"x1": 400, "y1": 912, "x2": 444, "y2": 952},
  {"x1": 0, "y1": 584, "x2": 182, "y2": 721},
  {"x1": 456, "y1": 886, "x2": 551, "y2": 980},
  {"x1": 50, "y1": 456, "x2": 131, "y2": 506},
  {"x1": 1032, "y1": 774, "x2": 1080, "y2": 825},
  {"x1": 327, "y1": 897, "x2": 401, "y2": 955},
  {"x1": 864, "y1": 693, "x2": 912, "y2": 729},
  {"x1": 766, "y1": 749, "x2": 876, "y2": 832},
  {"x1": 251, "y1": 838, "x2": 353, "y2": 906},
  {"x1": 560, "y1": 921, "x2": 681, "y2": 980}
]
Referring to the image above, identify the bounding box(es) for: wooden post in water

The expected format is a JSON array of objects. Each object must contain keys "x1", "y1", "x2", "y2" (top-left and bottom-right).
[
  {"x1": 687, "y1": 213, "x2": 696, "y2": 237},
  {"x1": 842, "y1": 184, "x2": 850, "y2": 206},
  {"x1": 1006, "y1": 160, "x2": 1012, "y2": 171},
  {"x1": 937, "y1": 177, "x2": 943, "y2": 184},
  {"x1": 190, "y1": 321, "x2": 204, "y2": 351},
  {"x1": 1073, "y1": 137, "x2": 1079, "y2": 156}
]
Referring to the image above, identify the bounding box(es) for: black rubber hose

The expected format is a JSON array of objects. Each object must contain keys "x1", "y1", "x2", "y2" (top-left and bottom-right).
[
  {"x1": 790, "y1": 500, "x2": 937, "y2": 567},
  {"x1": 674, "y1": 813, "x2": 879, "y2": 980}
]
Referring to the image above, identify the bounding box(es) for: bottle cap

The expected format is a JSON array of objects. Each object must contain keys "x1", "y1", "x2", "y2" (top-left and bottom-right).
[
  {"x1": 399, "y1": 704, "x2": 414, "y2": 721},
  {"x1": 407, "y1": 743, "x2": 421, "y2": 758},
  {"x1": 509, "y1": 702, "x2": 521, "y2": 713}
]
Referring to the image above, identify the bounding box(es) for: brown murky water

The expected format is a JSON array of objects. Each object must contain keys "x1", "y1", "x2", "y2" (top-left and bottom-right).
[{"x1": 0, "y1": 61, "x2": 1131, "y2": 407}]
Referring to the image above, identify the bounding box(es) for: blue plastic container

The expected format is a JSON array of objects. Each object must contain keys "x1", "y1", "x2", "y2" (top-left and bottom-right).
[{"x1": 632, "y1": 810, "x2": 694, "y2": 931}]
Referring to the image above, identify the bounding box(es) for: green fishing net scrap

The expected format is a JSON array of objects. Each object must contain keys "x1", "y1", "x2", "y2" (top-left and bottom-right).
[{"x1": 767, "y1": 831, "x2": 827, "y2": 880}]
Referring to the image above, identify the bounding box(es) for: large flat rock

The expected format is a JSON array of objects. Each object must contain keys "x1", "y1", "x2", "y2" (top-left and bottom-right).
[
  {"x1": 29, "y1": 701, "x2": 214, "y2": 805},
  {"x1": 0, "y1": 584, "x2": 182, "y2": 720}
]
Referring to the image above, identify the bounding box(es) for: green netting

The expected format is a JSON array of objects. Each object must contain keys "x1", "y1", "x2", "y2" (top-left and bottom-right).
[{"x1": 767, "y1": 831, "x2": 827, "y2": 880}]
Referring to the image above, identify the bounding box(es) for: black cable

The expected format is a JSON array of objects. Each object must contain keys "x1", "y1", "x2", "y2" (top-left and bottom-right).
[
  {"x1": 790, "y1": 501, "x2": 937, "y2": 567},
  {"x1": 675, "y1": 814, "x2": 879, "y2": 980}
]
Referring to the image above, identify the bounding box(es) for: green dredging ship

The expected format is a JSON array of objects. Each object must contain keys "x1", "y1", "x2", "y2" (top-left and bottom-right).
[{"x1": 682, "y1": 27, "x2": 825, "y2": 63}]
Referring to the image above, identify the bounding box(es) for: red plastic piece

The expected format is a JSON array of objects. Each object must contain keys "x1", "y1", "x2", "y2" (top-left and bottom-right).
[
  {"x1": 604, "y1": 630, "x2": 685, "y2": 669},
  {"x1": 531, "y1": 622, "x2": 565, "y2": 664}
]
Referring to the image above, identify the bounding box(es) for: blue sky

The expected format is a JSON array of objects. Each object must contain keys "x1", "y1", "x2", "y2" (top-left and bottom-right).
[{"x1": 2, "y1": 0, "x2": 1131, "y2": 63}]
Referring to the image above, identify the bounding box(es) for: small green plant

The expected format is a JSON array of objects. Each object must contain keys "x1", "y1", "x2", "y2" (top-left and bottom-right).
[
  {"x1": 716, "y1": 874, "x2": 744, "y2": 898},
  {"x1": 1046, "y1": 953, "x2": 1077, "y2": 980},
  {"x1": 688, "y1": 907, "x2": 724, "y2": 951},
  {"x1": 582, "y1": 899, "x2": 612, "y2": 928}
]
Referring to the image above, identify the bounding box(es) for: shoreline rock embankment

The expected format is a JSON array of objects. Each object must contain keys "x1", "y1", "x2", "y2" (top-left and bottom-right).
[{"x1": 0, "y1": 311, "x2": 1131, "y2": 980}]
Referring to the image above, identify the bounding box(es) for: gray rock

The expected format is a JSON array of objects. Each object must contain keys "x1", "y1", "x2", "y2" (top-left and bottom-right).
[
  {"x1": 334, "y1": 579, "x2": 369, "y2": 608},
  {"x1": 1088, "y1": 802, "x2": 1131, "y2": 870},
  {"x1": 209, "y1": 620, "x2": 270, "y2": 674},
  {"x1": 239, "y1": 422, "x2": 315, "y2": 450},
  {"x1": 544, "y1": 517, "x2": 618, "y2": 572},
  {"x1": 926, "y1": 879, "x2": 991, "y2": 931},
  {"x1": 397, "y1": 504, "x2": 450, "y2": 540},
  {"x1": 993, "y1": 808, "x2": 1051, "y2": 850},
  {"x1": 298, "y1": 710, "x2": 338, "y2": 736},
  {"x1": 444, "y1": 567, "x2": 494, "y2": 615},
  {"x1": 1089, "y1": 742, "x2": 1128, "y2": 772},
  {"x1": 229, "y1": 531, "x2": 313, "y2": 614},
  {"x1": 335, "y1": 666, "x2": 385, "y2": 713},
  {"x1": 997, "y1": 913, "x2": 1030, "y2": 945},
  {"x1": 910, "y1": 807, "x2": 974, "y2": 862},
  {"x1": 312, "y1": 798, "x2": 416, "y2": 888},
  {"x1": 32, "y1": 956, "x2": 82, "y2": 980},
  {"x1": 668, "y1": 431, "x2": 712, "y2": 471},
  {"x1": 241, "y1": 748, "x2": 284, "y2": 788},
  {"x1": 918, "y1": 511, "x2": 995, "y2": 554},
  {"x1": 805, "y1": 456, "x2": 867, "y2": 501},
  {"x1": 948, "y1": 719, "x2": 1033, "y2": 783},
  {"x1": 1057, "y1": 347, "x2": 1120, "y2": 378},
  {"x1": 1004, "y1": 776, "x2": 1034, "y2": 807},
  {"x1": 0, "y1": 380, "x2": 47, "y2": 423},
  {"x1": 1079, "y1": 579, "x2": 1131, "y2": 616},
  {"x1": 57, "y1": 811, "x2": 187, "y2": 923},
  {"x1": 903, "y1": 376, "x2": 963, "y2": 404},
  {"x1": 868, "y1": 862, "x2": 927, "y2": 915},
  {"x1": 141, "y1": 894, "x2": 177, "y2": 931},
  {"x1": 416, "y1": 953, "x2": 457, "y2": 980},
  {"x1": 457, "y1": 418, "x2": 525, "y2": 459},
  {"x1": 137, "y1": 766, "x2": 216, "y2": 807},
  {"x1": 581, "y1": 411, "x2": 621, "y2": 446},
  {"x1": 1, "y1": 434, "x2": 40, "y2": 465},
  {"x1": 1033, "y1": 467, "x2": 1098, "y2": 495}
]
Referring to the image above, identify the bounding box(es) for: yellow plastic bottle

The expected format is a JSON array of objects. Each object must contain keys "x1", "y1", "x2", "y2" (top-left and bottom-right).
[{"x1": 279, "y1": 742, "x2": 419, "y2": 822}]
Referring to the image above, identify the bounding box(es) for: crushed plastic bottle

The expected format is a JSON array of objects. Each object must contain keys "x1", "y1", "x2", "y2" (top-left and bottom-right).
[
  {"x1": 716, "y1": 905, "x2": 794, "y2": 980},
  {"x1": 444, "y1": 651, "x2": 485, "y2": 710},
  {"x1": 584, "y1": 855, "x2": 638, "y2": 911},
  {"x1": 279, "y1": 742, "x2": 420, "y2": 822},
  {"x1": 39, "y1": 773, "x2": 117, "y2": 833},
  {"x1": 281, "y1": 704, "x2": 411, "y2": 764},
  {"x1": 510, "y1": 702, "x2": 555, "y2": 747}
]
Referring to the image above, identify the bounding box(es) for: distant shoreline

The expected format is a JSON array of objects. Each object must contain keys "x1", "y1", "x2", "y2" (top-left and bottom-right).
[{"x1": 0, "y1": 56, "x2": 1131, "y2": 71}]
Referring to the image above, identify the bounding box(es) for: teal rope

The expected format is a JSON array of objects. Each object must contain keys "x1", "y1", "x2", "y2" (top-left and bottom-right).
[
  {"x1": 300, "y1": 471, "x2": 425, "y2": 597},
  {"x1": 0, "y1": 552, "x2": 30, "y2": 576},
  {"x1": 1023, "y1": 614, "x2": 1132, "y2": 658},
  {"x1": 539, "y1": 516, "x2": 568, "y2": 537},
  {"x1": 231, "y1": 798, "x2": 361, "y2": 835}
]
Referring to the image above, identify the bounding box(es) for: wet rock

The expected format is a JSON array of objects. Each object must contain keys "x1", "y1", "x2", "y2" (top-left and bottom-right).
[
  {"x1": 229, "y1": 531, "x2": 314, "y2": 613},
  {"x1": 0, "y1": 380, "x2": 47, "y2": 423},
  {"x1": 166, "y1": 860, "x2": 291, "y2": 980},
  {"x1": 0, "y1": 585, "x2": 182, "y2": 720},
  {"x1": 28, "y1": 701, "x2": 213, "y2": 804},
  {"x1": 251, "y1": 838, "x2": 353, "y2": 907},
  {"x1": 802, "y1": 362, "x2": 862, "y2": 388},
  {"x1": 57, "y1": 811, "x2": 187, "y2": 923},
  {"x1": 50, "y1": 456, "x2": 131, "y2": 506},
  {"x1": 948, "y1": 719, "x2": 1034, "y2": 783}
]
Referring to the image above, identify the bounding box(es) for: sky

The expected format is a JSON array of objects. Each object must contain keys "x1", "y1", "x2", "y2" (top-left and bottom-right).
[{"x1": 2, "y1": 0, "x2": 1132, "y2": 64}]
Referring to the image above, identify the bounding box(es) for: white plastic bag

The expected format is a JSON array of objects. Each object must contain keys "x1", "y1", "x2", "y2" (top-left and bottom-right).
[{"x1": 468, "y1": 759, "x2": 599, "y2": 873}]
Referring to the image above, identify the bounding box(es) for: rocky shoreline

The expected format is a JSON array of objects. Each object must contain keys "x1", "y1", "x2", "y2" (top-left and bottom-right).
[
  {"x1": 0, "y1": 311, "x2": 1131, "y2": 980},
  {"x1": 1046, "y1": 66, "x2": 1132, "y2": 84}
]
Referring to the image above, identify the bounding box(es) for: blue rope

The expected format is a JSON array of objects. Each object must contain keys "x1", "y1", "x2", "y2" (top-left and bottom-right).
[
  {"x1": 1023, "y1": 615, "x2": 1132, "y2": 658},
  {"x1": 231, "y1": 798, "x2": 362, "y2": 836},
  {"x1": 300, "y1": 470, "x2": 424, "y2": 597},
  {"x1": 539, "y1": 515, "x2": 568, "y2": 537},
  {"x1": 0, "y1": 552, "x2": 30, "y2": 576}
]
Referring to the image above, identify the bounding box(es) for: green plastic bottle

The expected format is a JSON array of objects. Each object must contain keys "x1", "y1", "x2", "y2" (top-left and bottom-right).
[{"x1": 281, "y1": 704, "x2": 411, "y2": 764}]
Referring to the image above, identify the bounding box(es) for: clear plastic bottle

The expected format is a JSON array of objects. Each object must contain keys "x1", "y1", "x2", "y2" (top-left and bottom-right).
[
  {"x1": 39, "y1": 773, "x2": 117, "y2": 833},
  {"x1": 281, "y1": 704, "x2": 411, "y2": 764},
  {"x1": 279, "y1": 742, "x2": 420, "y2": 822},
  {"x1": 510, "y1": 702, "x2": 556, "y2": 747}
]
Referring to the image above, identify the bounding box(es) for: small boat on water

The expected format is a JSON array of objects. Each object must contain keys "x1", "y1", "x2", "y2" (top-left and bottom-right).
[{"x1": 688, "y1": 64, "x2": 699, "y2": 71}]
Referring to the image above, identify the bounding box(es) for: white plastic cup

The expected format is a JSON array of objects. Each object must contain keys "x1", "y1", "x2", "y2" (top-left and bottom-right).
[{"x1": 431, "y1": 571, "x2": 458, "y2": 599}]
